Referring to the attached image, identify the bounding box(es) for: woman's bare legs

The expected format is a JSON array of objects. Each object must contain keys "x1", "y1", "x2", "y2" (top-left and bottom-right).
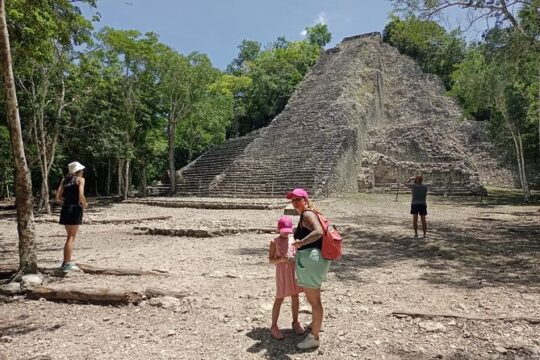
[
  {"x1": 63, "y1": 225, "x2": 79, "y2": 264},
  {"x1": 303, "y1": 287, "x2": 323, "y2": 340},
  {"x1": 291, "y1": 294, "x2": 300, "y2": 323}
]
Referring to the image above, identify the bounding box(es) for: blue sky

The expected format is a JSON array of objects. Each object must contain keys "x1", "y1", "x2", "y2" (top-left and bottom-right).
[{"x1": 82, "y1": 0, "x2": 394, "y2": 69}]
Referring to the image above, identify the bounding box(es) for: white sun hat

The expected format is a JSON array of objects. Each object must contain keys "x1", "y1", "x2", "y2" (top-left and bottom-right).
[{"x1": 68, "y1": 161, "x2": 85, "y2": 174}]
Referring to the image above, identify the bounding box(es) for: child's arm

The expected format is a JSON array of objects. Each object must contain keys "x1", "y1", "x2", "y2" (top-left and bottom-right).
[{"x1": 268, "y1": 241, "x2": 287, "y2": 265}]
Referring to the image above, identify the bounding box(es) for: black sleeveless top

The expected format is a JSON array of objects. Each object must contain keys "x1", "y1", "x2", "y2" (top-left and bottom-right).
[
  {"x1": 294, "y1": 210, "x2": 322, "y2": 251},
  {"x1": 62, "y1": 175, "x2": 80, "y2": 206}
]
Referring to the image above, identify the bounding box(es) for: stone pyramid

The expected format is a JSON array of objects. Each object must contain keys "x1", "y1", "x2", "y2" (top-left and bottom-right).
[{"x1": 176, "y1": 33, "x2": 509, "y2": 198}]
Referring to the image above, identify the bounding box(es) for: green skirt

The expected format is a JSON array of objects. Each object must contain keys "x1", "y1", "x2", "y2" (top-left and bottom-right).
[{"x1": 295, "y1": 248, "x2": 331, "y2": 289}]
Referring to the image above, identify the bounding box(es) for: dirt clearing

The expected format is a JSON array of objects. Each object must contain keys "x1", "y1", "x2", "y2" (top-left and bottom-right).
[{"x1": 0, "y1": 194, "x2": 538, "y2": 359}]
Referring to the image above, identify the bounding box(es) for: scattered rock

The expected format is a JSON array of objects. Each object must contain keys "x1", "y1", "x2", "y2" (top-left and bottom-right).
[
  {"x1": 495, "y1": 346, "x2": 507, "y2": 354},
  {"x1": 148, "y1": 296, "x2": 181, "y2": 309},
  {"x1": 523, "y1": 345, "x2": 539, "y2": 355},
  {"x1": 21, "y1": 273, "x2": 44, "y2": 287},
  {"x1": 206, "y1": 270, "x2": 240, "y2": 279},
  {"x1": 218, "y1": 313, "x2": 230, "y2": 323},
  {"x1": 0, "y1": 282, "x2": 21, "y2": 295},
  {"x1": 418, "y1": 321, "x2": 446, "y2": 333},
  {"x1": 0, "y1": 336, "x2": 13, "y2": 343}
]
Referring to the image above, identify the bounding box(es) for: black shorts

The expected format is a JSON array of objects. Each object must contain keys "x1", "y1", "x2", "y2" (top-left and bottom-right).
[
  {"x1": 59, "y1": 205, "x2": 83, "y2": 225},
  {"x1": 410, "y1": 203, "x2": 427, "y2": 216}
]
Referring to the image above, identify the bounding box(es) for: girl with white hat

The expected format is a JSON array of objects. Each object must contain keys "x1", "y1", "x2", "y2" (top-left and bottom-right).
[{"x1": 55, "y1": 161, "x2": 88, "y2": 271}]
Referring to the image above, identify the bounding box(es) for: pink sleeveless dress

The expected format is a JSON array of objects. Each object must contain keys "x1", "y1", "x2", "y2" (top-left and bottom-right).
[{"x1": 272, "y1": 236, "x2": 303, "y2": 298}]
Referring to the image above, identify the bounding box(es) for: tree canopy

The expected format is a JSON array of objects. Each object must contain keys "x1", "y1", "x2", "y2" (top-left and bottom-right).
[{"x1": 0, "y1": 2, "x2": 329, "y2": 199}]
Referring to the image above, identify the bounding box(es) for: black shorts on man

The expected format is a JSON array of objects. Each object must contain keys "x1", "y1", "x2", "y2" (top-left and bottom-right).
[{"x1": 410, "y1": 203, "x2": 427, "y2": 216}]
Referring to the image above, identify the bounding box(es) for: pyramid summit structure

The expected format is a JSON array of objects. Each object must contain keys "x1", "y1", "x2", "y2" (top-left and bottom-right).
[{"x1": 175, "y1": 33, "x2": 510, "y2": 198}]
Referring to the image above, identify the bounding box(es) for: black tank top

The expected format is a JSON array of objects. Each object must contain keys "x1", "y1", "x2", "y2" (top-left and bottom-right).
[
  {"x1": 62, "y1": 175, "x2": 80, "y2": 206},
  {"x1": 294, "y1": 210, "x2": 322, "y2": 251}
]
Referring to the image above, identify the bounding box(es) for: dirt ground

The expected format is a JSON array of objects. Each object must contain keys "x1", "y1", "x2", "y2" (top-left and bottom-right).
[{"x1": 0, "y1": 193, "x2": 539, "y2": 360}]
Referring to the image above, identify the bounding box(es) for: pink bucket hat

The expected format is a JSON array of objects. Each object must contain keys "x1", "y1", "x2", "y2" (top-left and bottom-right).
[
  {"x1": 277, "y1": 215, "x2": 293, "y2": 234},
  {"x1": 286, "y1": 188, "x2": 309, "y2": 200}
]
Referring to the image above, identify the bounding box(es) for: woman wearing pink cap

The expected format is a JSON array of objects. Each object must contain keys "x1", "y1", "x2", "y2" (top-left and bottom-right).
[
  {"x1": 268, "y1": 215, "x2": 304, "y2": 340},
  {"x1": 287, "y1": 188, "x2": 331, "y2": 350}
]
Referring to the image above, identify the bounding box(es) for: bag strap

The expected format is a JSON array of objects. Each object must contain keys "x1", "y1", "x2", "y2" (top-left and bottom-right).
[{"x1": 303, "y1": 209, "x2": 327, "y2": 235}]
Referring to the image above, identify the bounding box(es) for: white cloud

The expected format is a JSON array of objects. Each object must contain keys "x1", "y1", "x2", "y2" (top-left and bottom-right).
[
  {"x1": 316, "y1": 12, "x2": 327, "y2": 25},
  {"x1": 300, "y1": 11, "x2": 328, "y2": 37}
]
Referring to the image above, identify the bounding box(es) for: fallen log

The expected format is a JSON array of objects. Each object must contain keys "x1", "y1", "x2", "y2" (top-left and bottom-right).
[
  {"x1": 391, "y1": 310, "x2": 540, "y2": 324},
  {"x1": 125, "y1": 199, "x2": 285, "y2": 210},
  {"x1": 0, "y1": 264, "x2": 18, "y2": 279},
  {"x1": 0, "y1": 263, "x2": 162, "y2": 278},
  {"x1": 144, "y1": 287, "x2": 188, "y2": 299},
  {"x1": 135, "y1": 226, "x2": 276, "y2": 238},
  {"x1": 35, "y1": 215, "x2": 172, "y2": 225},
  {"x1": 26, "y1": 286, "x2": 142, "y2": 305},
  {"x1": 77, "y1": 263, "x2": 161, "y2": 276}
]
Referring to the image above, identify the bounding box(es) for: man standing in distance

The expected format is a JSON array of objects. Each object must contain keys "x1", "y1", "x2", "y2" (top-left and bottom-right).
[{"x1": 405, "y1": 175, "x2": 428, "y2": 238}]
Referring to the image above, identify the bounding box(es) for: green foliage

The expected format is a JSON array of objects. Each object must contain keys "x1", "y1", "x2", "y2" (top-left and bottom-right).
[
  {"x1": 305, "y1": 23, "x2": 332, "y2": 48},
  {"x1": 518, "y1": 0, "x2": 540, "y2": 39},
  {"x1": 449, "y1": 49, "x2": 491, "y2": 119},
  {"x1": 0, "y1": 125, "x2": 14, "y2": 199},
  {"x1": 228, "y1": 38, "x2": 321, "y2": 135},
  {"x1": 225, "y1": 40, "x2": 261, "y2": 75},
  {"x1": 6, "y1": 0, "x2": 95, "y2": 65},
  {"x1": 383, "y1": 15, "x2": 466, "y2": 88}
]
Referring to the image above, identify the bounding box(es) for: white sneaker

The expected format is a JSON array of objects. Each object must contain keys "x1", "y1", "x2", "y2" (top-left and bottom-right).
[
  {"x1": 305, "y1": 322, "x2": 323, "y2": 332},
  {"x1": 61, "y1": 262, "x2": 80, "y2": 271},
  {"x1": 297, "y1": 333, "x2": 320, "y2": 350}
]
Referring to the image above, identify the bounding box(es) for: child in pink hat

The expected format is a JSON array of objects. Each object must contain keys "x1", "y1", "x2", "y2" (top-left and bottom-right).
[{"x1": 268, "y1": 215, "x2": 304, "y2": 340}]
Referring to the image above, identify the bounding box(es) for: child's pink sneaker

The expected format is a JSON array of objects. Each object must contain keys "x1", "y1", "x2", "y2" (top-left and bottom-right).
[
  {"x1": 292, "y1": 321, "x2": 304, "y2": 335},
  {"x1": 271, "y1": 326, "x2": 284, "y2": 340}
]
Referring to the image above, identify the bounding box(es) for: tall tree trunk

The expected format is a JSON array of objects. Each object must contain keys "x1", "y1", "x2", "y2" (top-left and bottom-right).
[
  {"x1": 168, "y1": 120, "x2": 176, "y2": 196},
  {"x1": 123, "y1": 159, "x2": 129, "y2": 200},
  {"x1": 39, "y1": 174, "x2": 50, "y2": 213},
  {"x1": 28, "y1": 58, "x2": 63, "y2": 215},
  {"x1": 106, "y1": 159, "x2": 111, "y2": 196},
  {"x1": 93, "y1": 164, "x2": 100, "y2": 196},
  {"x1": 139, "y1": 163, "x2": 147, "y2": 197},
  {"x1": 516, "y1": 129, "x2": 531, "y2": 202},
  {"x1": 32, "y1": 110, "x2": 51, "y2": 214},
  {"x1": 503, "y1": 110, "x2": 531, "y2": 202},
  {"x1": 0, "y1": 0, "x2": 38, "y2": 276},
  {"x1": 497, "y1": 95, "x2": 531, "y2": 202},
  {"x1": 117, "y1": 159, "x2": 123, "y2": 197}
]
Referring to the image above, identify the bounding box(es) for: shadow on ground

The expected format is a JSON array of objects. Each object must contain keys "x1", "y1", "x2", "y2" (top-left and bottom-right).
[
  {"x1": 245, "y1": 327, "x2": 316, "y2": 359},
  {"x1": 333, "y1": 214, "x2": 540, "y2": 289}
]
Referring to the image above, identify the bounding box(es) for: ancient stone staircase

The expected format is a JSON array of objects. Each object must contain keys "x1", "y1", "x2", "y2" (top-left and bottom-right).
[{"x1": 175, "y1": 132, "x2": 259, "y2": 196}]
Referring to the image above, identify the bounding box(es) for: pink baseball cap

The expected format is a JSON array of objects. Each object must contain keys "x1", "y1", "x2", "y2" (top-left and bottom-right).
[
  {"x1": 277, "y1": 215, "x2": 293, "y2": 234},
  {"x1": 286, "y1": 188, "x2": 309, "y2": 200}
]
